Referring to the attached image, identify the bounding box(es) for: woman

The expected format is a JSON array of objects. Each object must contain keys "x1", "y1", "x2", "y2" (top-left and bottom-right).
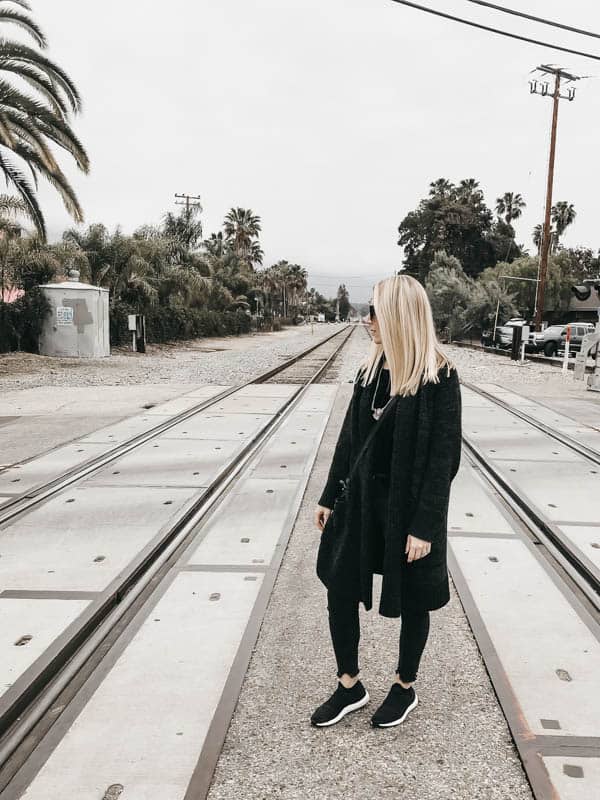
[{"x1": 311, "y1": 274, "x2": 462, "y2": 729}]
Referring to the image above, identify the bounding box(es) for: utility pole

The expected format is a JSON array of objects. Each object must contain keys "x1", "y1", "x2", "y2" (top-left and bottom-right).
[
  {"x1": 174, "y1": 193, "x2": 202, "y2": 216},
  {"x1": 529, "y1": 65, "x2": 582, "y2": 331}
]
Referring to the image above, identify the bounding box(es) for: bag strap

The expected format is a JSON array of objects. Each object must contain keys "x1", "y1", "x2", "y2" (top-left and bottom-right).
[{"x1": 342, "y1": 393, "x2": 397, "y2": 488}]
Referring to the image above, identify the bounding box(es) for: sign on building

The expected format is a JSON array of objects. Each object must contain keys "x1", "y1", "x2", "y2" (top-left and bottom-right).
[{"x1": 56, "y1": 306, "x2": 74, "y2": 326}]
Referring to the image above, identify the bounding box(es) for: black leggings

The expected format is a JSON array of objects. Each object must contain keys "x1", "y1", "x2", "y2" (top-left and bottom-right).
[{"x1": 327, "y1": 591, "x2": 430, "y2": 683}]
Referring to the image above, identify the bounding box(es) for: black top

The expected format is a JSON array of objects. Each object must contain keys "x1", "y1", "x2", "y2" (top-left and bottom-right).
[{"x1": 358, "y1": 356, "x2": 393, "y2": 481}]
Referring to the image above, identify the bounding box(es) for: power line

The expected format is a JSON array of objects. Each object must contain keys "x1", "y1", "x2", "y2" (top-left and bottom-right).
[
  {"x1": 464, "y1": 1, "x2": 600, "y2": 40},
  {"x1": 390, "y1": 0, "x2": 600, "y2": 62}
]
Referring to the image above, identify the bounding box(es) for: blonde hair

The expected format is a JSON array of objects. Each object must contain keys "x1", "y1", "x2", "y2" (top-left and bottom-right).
[{"x1": 359, "y1": 274, "x2": 453, "y2": 397}]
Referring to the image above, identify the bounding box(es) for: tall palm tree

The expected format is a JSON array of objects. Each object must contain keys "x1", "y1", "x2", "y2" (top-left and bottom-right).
[
  {"x1": 495, "y1": 192, "x2": 526, "y2": 225},
  {"x1": 256, "y1": 264, "x2": 280, "y2": 315},
  {"x1": 223, "y1": 208, "x2": 261, "y2": 261},
  {"x1": 0, "y1": 0, "x2": 89, "y2": 238},
  {"x1": 428, "y1": 178, "x2": 454, "y2": 199},
  {"x1": 551, "y1": 201, "x2": 576, "y2": 241},
  {"x1": 458, "y1": 178, "x2": 483, "y2": 203},
  {"x1": 286, "y1": 263, "x2": 307, "y2": 314}
]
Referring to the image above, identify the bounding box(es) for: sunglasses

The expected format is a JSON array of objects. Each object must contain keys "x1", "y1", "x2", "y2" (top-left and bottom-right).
[{"x1": 368, "y1": 304, "x2": 376, "y2": 321}]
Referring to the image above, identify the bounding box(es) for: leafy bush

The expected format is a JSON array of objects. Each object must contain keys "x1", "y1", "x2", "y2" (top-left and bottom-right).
[
  {"x1": 0, "y1": 288, "x2": 51, "y2": 353},
  {"x1": 109, "y1": 304, "x2": 252, "y2": 347}
]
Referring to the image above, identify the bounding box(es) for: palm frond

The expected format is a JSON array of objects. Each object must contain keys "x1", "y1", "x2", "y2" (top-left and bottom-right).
[
  {"x1": 0, "y1": 111, "x2": 14, "y2": 146},
  {"x1": 1, "y1": 107, "x2": 59, "y2": 171},
  {"x1": 0, "y1": 81, "x2": 90, "y2": 171},
  {"x1": 0, "y1": 2, "x2": 33, "y2": 12},
  {"x1": 0, "y1": 8, "x2": 46, "y2": 47},
  {"x1": 12, "y1": 142, "x2": 83, "y2": 222},
  {"x1": 0, "y1": 192, "x2": 25, "y2": 215},
  {"x1": 0, "y1": 60, "x2": 68, "y2": 115},
  {"x1": 0, "y1": 39, "x2": 82, "y2": 111},
  {"x1": 0, "y1": 148, "x2": 44, "y2": 236},
  {"x1": 32, "y1": 115, "x2": 89, "y2": 172}
]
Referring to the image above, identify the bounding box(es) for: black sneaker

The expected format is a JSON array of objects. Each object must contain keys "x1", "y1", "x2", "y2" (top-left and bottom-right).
[
  {"x1": 310, "y1": 680, "x2": 370, "y2": 727},
  {"x1": 370, "y1": 683, "x2": 418, "y2": 728}
]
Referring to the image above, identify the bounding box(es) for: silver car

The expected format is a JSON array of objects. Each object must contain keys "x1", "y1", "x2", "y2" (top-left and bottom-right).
[{"x1": 528, "y1": 323, "x2": 595, "y2": 357}]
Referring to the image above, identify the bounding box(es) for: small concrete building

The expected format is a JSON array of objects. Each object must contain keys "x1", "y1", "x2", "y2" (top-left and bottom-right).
[{"x1": 39, "y1": 271, "x2": 110, "y2": 358}]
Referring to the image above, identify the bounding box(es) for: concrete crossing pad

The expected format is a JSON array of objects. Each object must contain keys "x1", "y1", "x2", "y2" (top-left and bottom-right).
[
  {"x1": 13, "y1": 384, "x2": 337, "y2": 798},
  {"x1": 0, "y1": 486, "x2": 199, "y2": 592},
  {"x1": 451, "y1": 535, "x2": 600, "y2": 738},
  {"x1": 0, "y1": 597, "x2": 90, "y2": 701},
  {"x1": 18, "y1": 571, "x2": 264, "y2": 800}
]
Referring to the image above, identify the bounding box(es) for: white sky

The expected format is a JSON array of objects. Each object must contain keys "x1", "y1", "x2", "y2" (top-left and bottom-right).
[{"x1": 31, "y1": 1, "x2": 600, "y2": 302}]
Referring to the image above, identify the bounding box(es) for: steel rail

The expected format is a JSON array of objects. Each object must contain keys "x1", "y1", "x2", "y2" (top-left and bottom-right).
[
  {"x1": 0, "y1": 325, "x2": 355, "y2": 775},
  {"x1": 462, "y1": 379, "x2": 600, "y2": 465},
  {"x1": 0, "y1": 325, "x2": 350, "y2": 527},
  {"x1": 461, "y1": 383, "x2": 600, "y2": 610}
]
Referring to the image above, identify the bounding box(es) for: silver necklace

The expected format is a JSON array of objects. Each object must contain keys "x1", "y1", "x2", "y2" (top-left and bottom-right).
[{"x1": 371, "y1": 362, "x2": 392, "y2": 420}]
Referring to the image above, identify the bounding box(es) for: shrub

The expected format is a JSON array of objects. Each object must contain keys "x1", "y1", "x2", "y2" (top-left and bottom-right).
[
  {"x1": 109, "y1": 304, "x2": 252, "y2": 347},
  {"x1": 0, "y1": 288, "x2": 51, "y2": 353}
]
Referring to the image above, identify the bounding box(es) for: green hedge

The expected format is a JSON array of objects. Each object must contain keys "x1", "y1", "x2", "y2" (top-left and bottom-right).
[
  {"x1": 0, "y1": 289, "x2": 50, "y2": 353},
  {"x1": 110, "y1": 303, "x2": 252, "y2": 347}
]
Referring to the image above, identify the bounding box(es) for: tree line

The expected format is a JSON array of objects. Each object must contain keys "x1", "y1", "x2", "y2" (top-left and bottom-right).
[
  {"x1": 397, "y1": 178, "x2": 597, "y2": 338},
  {"x1": 0, "y1": 203, "x2": 350, "y2": 351},
  {"x1": 0, "y1": 2, "x2": 347, "y2": 352}
]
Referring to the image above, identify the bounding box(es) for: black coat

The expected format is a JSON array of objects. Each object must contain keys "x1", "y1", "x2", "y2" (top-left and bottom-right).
[{"x1": 316, "y1": 363, "x2": 462, "y2": 618}]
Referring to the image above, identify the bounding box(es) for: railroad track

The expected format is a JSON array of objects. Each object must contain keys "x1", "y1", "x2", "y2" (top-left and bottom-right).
[
  {"x1": 0, "y1": 325, "x2": 351, "y2": 526},
  {"x1": 461, "y1": 380, "x2": 600, "y2": 613},
  {"x1": 0, "y1": 323, "x2": 355, "y2": 790},
  {"x1": 456, "y1": 379, "x2": 600, "y2": 800}
]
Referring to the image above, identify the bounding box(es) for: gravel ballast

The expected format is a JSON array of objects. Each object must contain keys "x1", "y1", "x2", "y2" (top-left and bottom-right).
[{"x1": 0, "y1": 325, "x2": 345, "y2": 391}]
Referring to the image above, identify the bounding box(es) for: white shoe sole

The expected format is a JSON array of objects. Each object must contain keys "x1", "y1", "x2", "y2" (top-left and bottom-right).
[
  {"x1": 312, "y1": 691, "x2": 370, "y2": 727},
  {"x1": 372, "y1": 692, "x2": 419, "y2": 727}
]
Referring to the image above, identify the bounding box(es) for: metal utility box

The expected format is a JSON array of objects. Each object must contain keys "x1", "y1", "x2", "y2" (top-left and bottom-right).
[{"x1": 38, "y1": 275, "x2": 110, "y2": 358}]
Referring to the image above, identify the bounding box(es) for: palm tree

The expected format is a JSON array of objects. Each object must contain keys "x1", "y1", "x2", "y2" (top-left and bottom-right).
[
  {"x1": 0, "y1": 193, "x2": 29, "y2": 238},
  {"x1": 163, "y1": 204, "x2": 203, "y2": 251},
  {"x1": 204, "y1": 231, "x2": 227, "y2": 258},
  {"x1": 256, "y1": 264, "x2": 280, "y2": 315},
  {"x1": 248, "y1": 239, "x2": 264, "y2": 267},
  {"x1": 458, "y1": 178, "x2": 483, "y2": 203},
  {"x1": 495, "y1": 192, "x2": 526, "y2": 225},
  {"x1": 62, "y1": 224, "x2": 112, "y2": 286},
  {"x1": 551, "y1": 201, "x2": 576, "y2": 241},
  {"x1": 286, "y1": 263, "x2": 307, "y2": 315},
  {"x1": 223, "y1": 208, "x2": 261, "y2": 261},
  {"x1": 0, "y1": 0, "x2": 89, "y2": 238},
  {"x1": 428, "y1": 178, "x2": 454, "y2": 199}
]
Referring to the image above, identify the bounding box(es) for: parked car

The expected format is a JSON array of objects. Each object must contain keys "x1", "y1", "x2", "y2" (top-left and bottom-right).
[
  {"x1": 481, "y1": 318, "x2": 527, "y2": 349},
  {"x1": 527, "y1": 322, "x2": 596, "y2": 357}
]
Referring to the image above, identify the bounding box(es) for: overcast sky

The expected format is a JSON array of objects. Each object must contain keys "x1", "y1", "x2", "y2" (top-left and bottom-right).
[{"x1": 32, "y1": 1, "x2": 600, "y2": 302}]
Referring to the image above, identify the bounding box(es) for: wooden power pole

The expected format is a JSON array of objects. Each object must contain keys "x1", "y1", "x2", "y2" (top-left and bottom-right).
[
  {"x1": 174, "y1": 193, "x2": 202, "y2": 216},
  {"x1": 530, "y1": 66, "x2": 581, "y2": 331}
]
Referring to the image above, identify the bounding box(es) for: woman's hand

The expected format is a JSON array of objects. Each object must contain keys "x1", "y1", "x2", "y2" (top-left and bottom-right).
[
  {"x1": 315, "y1": 504, "x2": 332, "y2": 532},
  {"x1": 406, "y1": 534, "x2": 431, "y2": 562}
]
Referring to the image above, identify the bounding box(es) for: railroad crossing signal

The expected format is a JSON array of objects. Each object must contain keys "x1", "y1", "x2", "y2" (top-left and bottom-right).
[{"x1": 571, "y1": 283, "x2": 600, "y2": 302}]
